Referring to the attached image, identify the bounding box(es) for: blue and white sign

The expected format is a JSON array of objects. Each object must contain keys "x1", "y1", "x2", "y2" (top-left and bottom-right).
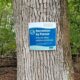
[{"x1": 29, "y1": 22, "x2": 57, "y2": 50}]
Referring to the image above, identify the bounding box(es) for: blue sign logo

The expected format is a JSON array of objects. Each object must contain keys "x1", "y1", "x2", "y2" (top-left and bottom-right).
[{"x1": 29, "y1": 22, "x2": 56, "y2": 50}]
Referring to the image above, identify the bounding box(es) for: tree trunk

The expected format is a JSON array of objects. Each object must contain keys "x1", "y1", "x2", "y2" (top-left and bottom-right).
[{"x1": 13, "y1": 0, "x2": 74, "y2": 80}]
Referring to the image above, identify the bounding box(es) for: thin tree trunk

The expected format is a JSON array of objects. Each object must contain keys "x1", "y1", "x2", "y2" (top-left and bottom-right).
[{"x1": 13, "y1": 0, "x2": 74, "y2": 80}]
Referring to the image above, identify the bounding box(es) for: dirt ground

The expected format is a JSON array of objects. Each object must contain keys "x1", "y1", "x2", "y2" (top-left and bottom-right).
[
  {"x1": 0, "y1": 56, "x2": 17, "y2": 80},
  {"x1": 73, "y1": 57, "x2": 80, "y2": 80},
  {"x1": 0, "y1": 67, "x2": 17, "y2": 80}
]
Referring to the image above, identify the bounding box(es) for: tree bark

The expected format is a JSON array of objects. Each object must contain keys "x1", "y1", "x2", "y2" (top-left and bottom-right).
[{"x1": 13, "y1": 0, "x2": 74, "y2": 80}]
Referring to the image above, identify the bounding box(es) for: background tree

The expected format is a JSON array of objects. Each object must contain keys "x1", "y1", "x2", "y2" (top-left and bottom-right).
[
  {"x1": 0, "y1": 0, "x2": 16, "y2": 56},
  {"x1": 13, "y1": 0, "x2": 73, "y2": 80},
  {"x1": 68, "y1": 0, "x2": 80, "y2": 54}
]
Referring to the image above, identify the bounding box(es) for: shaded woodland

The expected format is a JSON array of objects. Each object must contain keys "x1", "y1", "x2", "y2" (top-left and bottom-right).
[{"x1": 0, "y1": 0, "x2": 80, "y2": 80}]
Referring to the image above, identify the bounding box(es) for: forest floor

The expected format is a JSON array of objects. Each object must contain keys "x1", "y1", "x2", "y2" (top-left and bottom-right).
[
  {"x1": 73, "y1": 56, "x2": 80, "y2": 80},
  {"x1": 0, "y1": 56, "x2": 80, "y2": 80},
  {"x1": 0, "y1": 56, "x2": 17, "y2": 80},
  {"x1": 0, "y1": 67, "x2": 17, "y2": 80}
]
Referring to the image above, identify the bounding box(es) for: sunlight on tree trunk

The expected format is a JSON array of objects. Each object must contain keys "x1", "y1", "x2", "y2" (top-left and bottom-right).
[{"x1": 13, "y1": 0, "x2": 74, "y2": 80}]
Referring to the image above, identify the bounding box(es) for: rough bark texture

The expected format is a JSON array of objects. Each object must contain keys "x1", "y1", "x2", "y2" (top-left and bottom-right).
[{"x1": 13, "y1": 0, "x2": 73, "y2": 80}]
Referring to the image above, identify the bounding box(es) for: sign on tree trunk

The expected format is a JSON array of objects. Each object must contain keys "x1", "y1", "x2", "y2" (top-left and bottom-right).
[
  {"x1": 13, "y1": 0, "x2": 74, "y2": 80},
  {"x1": 29, "y1": 22, "x2": 57, "y2": 50}
]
